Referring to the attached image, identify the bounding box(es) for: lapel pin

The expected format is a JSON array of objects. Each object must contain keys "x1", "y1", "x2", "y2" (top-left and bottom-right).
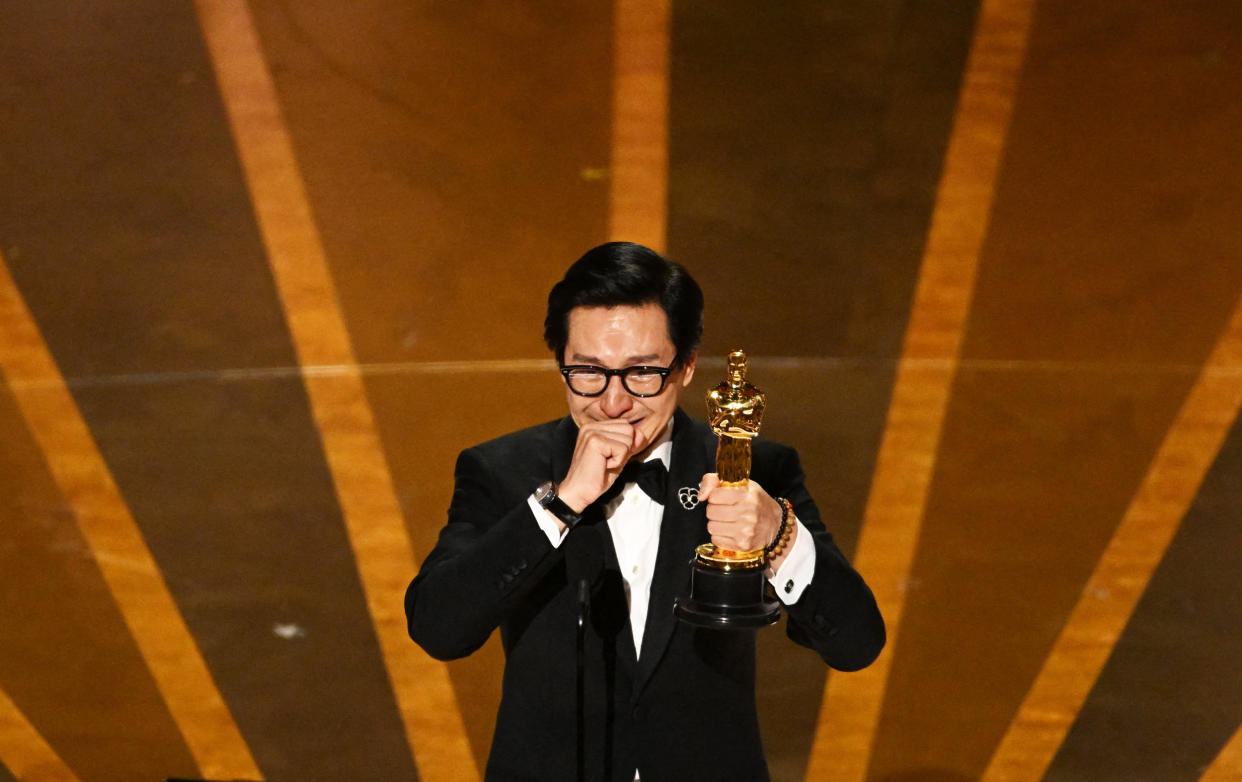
[{"x1": 677, "y1": 486, "x2": 700, "y2": 510}]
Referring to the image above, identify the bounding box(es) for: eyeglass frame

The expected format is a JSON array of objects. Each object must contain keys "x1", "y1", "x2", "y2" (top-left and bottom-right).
[{"x1": 558, "y1": 363, "x2": 676, "y2": 398}]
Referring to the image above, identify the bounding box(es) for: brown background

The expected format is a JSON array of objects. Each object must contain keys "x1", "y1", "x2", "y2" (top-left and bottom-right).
[{"x1": 1, "y1": 1, "x2": 1240, "y2": 780}]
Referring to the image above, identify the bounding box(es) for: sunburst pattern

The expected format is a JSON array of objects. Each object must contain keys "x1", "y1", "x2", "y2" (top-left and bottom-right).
[{"x1": 1, "y1": 1, "x2": 1241, "y2": 781}]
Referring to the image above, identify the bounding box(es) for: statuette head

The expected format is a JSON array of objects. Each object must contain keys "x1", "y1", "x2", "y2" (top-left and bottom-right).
[{"x1": 727, "y1": 350, "x2": 747, "y2": 386}]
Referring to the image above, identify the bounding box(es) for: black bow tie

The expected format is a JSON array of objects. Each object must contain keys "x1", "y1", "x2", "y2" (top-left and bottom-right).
[{"x1": 600, "y1": 459, "x2": 668, "y2": 505}]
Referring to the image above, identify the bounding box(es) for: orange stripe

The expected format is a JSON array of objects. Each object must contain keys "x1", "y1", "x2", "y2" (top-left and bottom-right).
[
  {"x1": 609, "y1": 0, "x2": 670, "y2": 251},
  {"x1": 1202, "y1": 722, "x2": 1242, "y2": 782},
  {"x1": 191, "y1": 2, "x2": 479, "y2": 780},
  {"x1": 0, "y1": 686, "x2": 81, "y2": 782},
  {"x1": 804, "y1": 1, "x2": 1036, "y2": 779},
  {"x1": 982, "y1": 298, "x2": 1242, "y2": 781},
  {"x1": 0, "y1": 255, "x2": 260, "y2": 778}
]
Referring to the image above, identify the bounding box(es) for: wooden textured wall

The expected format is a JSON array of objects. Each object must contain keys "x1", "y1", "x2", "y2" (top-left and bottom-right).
[{"x1": 1, "y1": 1, "x2": 1240, "y2": 780}]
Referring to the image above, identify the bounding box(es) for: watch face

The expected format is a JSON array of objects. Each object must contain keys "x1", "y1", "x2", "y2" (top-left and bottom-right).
[{"x1": 535, "y1": 481, "x2": 555, "y2": 505}]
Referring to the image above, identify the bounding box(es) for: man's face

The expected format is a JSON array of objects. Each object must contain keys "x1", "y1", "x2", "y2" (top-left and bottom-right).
[{"x1": 562, "y1": 303, "x2": 696, "y2": 458}]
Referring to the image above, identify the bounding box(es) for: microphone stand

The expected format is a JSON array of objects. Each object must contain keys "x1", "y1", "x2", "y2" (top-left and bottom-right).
[
  {"x1": 566, "y1": 523, "x2": 602, "y2": 782},
  {"x1": 576, "y1": 577, "x2": 590, "y2": 782}
]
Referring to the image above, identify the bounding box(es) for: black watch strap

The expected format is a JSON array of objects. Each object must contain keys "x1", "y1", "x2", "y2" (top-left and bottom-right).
[{"x1": 535, "y1": 480, "x2": 582, "y2": 528}]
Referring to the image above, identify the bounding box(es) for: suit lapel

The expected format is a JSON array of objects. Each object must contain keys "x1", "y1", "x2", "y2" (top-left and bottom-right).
[
  {"x1": 633, "y1": 408, "x2": 713, "y2": 694},
  {"x1": 550, "y1": 415, "x2": 578, "y2": 482}
]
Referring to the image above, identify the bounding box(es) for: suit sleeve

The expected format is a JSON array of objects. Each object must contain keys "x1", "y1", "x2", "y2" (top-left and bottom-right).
[
  {"x1": 404, "y1": 445, "x2": 561, "y2": 661},
  {"x1": 761, "y1": 444, "x2": 886, "y2": 672}
]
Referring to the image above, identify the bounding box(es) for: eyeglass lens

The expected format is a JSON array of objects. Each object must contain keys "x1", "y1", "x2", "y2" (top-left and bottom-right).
[{"x1": 564, "y1": 367, "x2": 666, "y2": 396}]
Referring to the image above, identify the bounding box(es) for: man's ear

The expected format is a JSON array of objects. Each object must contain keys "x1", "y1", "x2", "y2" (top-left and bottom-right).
[{"x1": 680, "y1": 351, "x2": 697, "y2": 386}]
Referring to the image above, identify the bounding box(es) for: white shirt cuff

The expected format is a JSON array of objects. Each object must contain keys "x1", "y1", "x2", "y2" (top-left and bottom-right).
[
  {"x1": 768, "y1": 518, "x2": 816, "y2": 605},
  {"x1": 527, "y1": 495, "x2": 569, "y2": 547}
]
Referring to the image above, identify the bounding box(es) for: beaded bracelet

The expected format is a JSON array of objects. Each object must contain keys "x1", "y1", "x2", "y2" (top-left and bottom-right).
[{"x1": 765, "y1": 498, "x2": 794, "y2": 559}]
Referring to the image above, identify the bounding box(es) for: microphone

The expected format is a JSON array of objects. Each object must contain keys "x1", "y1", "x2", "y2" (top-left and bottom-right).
[
  {"x1": 565, "y1": 524, "x2": 605, "y2": 610},
  {"x1": 563, "y1": 524, "x2": 604, "y2": 782}
]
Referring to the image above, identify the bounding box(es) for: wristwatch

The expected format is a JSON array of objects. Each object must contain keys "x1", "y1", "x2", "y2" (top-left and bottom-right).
[{"x1": 534, "y1": 480, "x2": 582, "y2": 528}]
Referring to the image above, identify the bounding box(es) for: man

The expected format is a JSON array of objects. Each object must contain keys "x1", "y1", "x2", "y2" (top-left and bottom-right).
[{"x1": 406, "y1": 242, "x2": 884, "y2": 781}]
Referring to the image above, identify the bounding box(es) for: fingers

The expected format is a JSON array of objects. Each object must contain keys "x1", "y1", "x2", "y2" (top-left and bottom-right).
[
  {"x1": 698, "y1": 473, "x2": 745, "y2": 507},
  {"x1": 631, "y1": 425, "x2": 650, "y2": 456},
  {"x1": 697, "y1": 472, "x2": 720, "y2": 501},
  {"x1": 590, "y1": 420, "x2": 641, "y2": 468},
  {"x1": 583, "y1": 419, "x2": 637, "y2": 454},
  {"x1": 558, "y1": 420, "x2": 642, "y2": 510},
  {"x1": 704, "y1": 492, "x2": 761, "y2": 550},
  {"x1": 700, "y1": 478, "x2": 780, "y2": 552},
  {"x1": 705, "y1": 521, "x2": 761, "y2": 551}
]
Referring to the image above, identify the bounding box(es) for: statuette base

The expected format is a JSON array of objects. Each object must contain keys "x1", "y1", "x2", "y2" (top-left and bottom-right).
[{"x1": 674, "y1": 552, "x2": 780, "y2": 629}]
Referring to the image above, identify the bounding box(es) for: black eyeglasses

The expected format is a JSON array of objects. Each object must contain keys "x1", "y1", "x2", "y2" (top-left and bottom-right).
[{"x1": 559, "y1": 364, "x2": 673, "y2": 397}]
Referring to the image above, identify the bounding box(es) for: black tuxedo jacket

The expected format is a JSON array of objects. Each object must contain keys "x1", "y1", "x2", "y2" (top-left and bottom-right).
[{"x1": 406, "y1": 409, "x2": 884, "y2": 781}]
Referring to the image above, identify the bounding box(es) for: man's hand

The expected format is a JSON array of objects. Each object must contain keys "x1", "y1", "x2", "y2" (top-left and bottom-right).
[
  {"x1": 556, "y1": 420, "x2": 649, "y2": 514},
  {"x1": 698, "y1": 473, "x2": 795, "y2": 570}
]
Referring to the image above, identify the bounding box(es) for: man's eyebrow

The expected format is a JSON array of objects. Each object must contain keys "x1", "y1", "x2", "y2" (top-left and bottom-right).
[
  {"x1": 626, "y1": 353, "x2": 663, "y2": 364},
  {"x1": 567, "y1": 353, "x2": 663, "y2": 365}
]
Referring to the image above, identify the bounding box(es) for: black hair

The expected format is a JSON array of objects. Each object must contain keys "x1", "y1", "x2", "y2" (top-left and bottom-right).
[{"x1": 544, "y1": 242, "x2": 704, "y2": 366}]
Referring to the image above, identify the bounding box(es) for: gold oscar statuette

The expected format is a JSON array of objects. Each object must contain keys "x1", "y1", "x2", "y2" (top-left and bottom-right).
[{"x1": 674, "y1": 349, "x2": 780, "y2": 628}]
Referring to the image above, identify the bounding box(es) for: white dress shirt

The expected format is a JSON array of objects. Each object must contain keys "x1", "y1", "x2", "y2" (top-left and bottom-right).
[{"x1": 527, "y1": 421, "x2": 818, "y2": 655}]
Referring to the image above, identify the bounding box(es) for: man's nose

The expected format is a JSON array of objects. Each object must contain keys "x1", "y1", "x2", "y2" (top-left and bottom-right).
[{"x1": 598, "y1": 375, "x2": 634, "y2": 418}]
